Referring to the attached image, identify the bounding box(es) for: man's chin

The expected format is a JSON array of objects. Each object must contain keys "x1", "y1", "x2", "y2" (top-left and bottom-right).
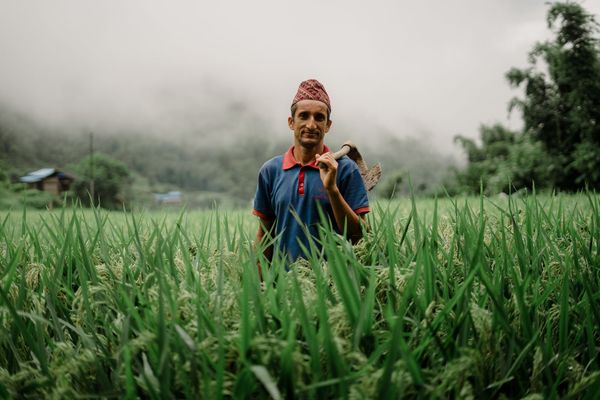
[
  {"x1": 300, "y1": 141, "x2": 320, "y2": 150},
  {"x1": 300, "y1": 137, "x2": 322, "y2": 147}
]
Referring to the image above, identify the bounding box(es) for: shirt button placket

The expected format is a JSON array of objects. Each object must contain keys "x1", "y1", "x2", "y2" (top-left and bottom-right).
[{"x1": 298, "y1": 167, "x2": 305, "y2": 195}]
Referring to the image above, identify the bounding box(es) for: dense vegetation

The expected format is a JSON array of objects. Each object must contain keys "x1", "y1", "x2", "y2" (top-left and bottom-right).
[
  {"x1": 1, "y1": 194, "x2": 599, "y2": 398},
  {"x1": 451, "y1": 2, "x2": 600, "y2": 194}
]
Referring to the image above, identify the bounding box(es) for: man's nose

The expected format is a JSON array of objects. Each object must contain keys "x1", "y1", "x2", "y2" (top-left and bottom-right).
[{"x1": 306, "y1": 117, "x2": 317, "y2": 129}]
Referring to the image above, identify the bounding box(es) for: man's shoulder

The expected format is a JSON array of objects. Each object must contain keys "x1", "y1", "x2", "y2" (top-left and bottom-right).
[
  {"x1": 259, "y1": 155, "x2": 284, "y2": 173},
  {"x1": 337, "y1": 156, "x2": 360, "y2": 174}
]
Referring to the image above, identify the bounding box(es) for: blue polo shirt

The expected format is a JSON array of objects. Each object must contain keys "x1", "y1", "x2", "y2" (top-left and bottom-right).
[{"x1": 253, "y1": 145, "x2": 370, "y2": 263}]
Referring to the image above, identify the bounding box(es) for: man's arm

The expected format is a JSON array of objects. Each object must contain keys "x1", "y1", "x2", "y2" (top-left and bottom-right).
[
  {"x1": 325, "y1": 187, "x2": 365, "y2": 243},
  {"x1": 316, "y1": 152, "x2": 365, "y2": 243}
]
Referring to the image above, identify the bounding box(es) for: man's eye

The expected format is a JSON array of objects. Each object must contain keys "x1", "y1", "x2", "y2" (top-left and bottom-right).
[
  {"x1": 315, "y1": 115, "x2": 325, "y2": 122},
  {"x1": 299, "y1": 113, "x2": 309, "y2": 119}
]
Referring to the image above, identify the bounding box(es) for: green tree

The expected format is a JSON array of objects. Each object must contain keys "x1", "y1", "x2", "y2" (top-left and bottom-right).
[
  {"x1": 451, "y1": 124, "x2": 552, "y2": 194},
  {"x1": 506, "y1": 2, "x2": 600, "y2": 190},
  {"x1": 453, "y1": 124, "x2": 515, "y2": 193},
  {"x1": 71, "y1": 153, "x2": 131, "y2": 209},
  {"x1": 0, "y1": 159, "x2": 9, "y2": 183}
]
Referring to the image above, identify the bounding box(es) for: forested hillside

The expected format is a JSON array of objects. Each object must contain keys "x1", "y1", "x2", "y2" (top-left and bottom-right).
[{"x1": 0, "y1": 105, "x2": 456, "y2": 208}]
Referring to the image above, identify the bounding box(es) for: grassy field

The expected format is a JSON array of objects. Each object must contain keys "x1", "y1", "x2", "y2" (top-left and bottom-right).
[{"x1": 0, "y1": 194, "x2": 599, "y2": 398}]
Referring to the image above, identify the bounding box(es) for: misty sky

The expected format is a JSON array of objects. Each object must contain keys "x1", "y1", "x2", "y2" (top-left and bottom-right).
[{"x1": 1, "y1": 0, "x2": 599, "y2": 154}]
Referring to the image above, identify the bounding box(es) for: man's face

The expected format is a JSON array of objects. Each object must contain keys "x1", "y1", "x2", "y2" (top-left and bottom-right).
[{"x1": 288, "y1": 100, "x2": 332, "y2": 149}]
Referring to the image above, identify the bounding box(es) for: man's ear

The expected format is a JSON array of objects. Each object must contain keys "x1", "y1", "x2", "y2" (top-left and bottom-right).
[
  {"x1": 288, "y1": 116, "x2": 294, "y2": 130},
  {"x1": 325, "y1": 119, "x2": 332, "y2": 132}
]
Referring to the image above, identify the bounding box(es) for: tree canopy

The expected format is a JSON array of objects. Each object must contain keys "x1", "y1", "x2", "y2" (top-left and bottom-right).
[
  {"x1": 70, "y1": 154, "x2": 131, "y2": 209},
  {"x1": 454, "y1": 1, "x2": 600, "y2": 193}
]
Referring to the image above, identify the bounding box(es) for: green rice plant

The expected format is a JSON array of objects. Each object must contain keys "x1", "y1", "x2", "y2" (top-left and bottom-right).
[{"x1": 0, "y1": 193, "x2": 598, "y2": 398}]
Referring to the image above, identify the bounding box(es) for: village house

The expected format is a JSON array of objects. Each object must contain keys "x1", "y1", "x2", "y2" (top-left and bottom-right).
[{"x1": 19, "y1": 168, "x2": 75, "y2": 195}]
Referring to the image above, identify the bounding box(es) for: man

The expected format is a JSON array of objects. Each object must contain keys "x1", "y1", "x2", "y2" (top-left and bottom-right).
[{"x1": 253, "y1": 79, "x2": 369, "y2": 267}]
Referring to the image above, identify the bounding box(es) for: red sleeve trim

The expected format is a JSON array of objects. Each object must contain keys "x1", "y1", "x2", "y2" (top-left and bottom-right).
[
  {"x1": 354, "y1": 206, "x2": 370, "y2": 215},
  {"x1": 252, "y1": 209, "x2": 274, "y2": 220}
]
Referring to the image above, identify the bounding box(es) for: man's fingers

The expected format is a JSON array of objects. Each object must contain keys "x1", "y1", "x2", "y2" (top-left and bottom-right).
[
  {"x1": 316, "y1": 153, "x2": 326, "y2": 169},
  {"x1": 316, "y1": 152, "x2": 336, "y2": 169}
]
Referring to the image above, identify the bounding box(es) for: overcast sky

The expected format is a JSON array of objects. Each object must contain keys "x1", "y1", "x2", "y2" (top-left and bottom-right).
[{"x1": 1, "y1": 0, "x2": 599, "y2": 153}]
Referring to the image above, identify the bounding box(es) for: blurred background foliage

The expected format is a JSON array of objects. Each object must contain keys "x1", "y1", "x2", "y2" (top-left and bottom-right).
[{"x1": 68, "y1": 154, "x2": 132, "y2": 210}]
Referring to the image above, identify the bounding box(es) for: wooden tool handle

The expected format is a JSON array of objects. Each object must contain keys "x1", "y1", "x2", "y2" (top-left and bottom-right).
[
  {"x1": 318, "y1": 144, "x2": 351, "y2": 170},
  {"x1": 331, "y1": 144, "x2": 352, "y2": 160}
]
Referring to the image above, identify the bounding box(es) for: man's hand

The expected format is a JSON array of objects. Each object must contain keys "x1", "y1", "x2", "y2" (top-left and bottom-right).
[{"x1": 316, "y1": 152, "x2": 338, "y2": 193}]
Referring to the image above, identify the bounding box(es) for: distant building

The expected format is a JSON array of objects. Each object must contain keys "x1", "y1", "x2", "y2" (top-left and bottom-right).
[
  {"x1": 154, "y1": 191, "x2": 182, "y2": 205},
  {"x1": 20, "y1": 168, "x2": 75, "y2": 195}
]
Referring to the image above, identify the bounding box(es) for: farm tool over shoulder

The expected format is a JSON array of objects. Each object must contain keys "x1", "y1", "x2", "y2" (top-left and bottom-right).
[{"x1": 320, "y1": 141, "x2": 382, "y2": 191}]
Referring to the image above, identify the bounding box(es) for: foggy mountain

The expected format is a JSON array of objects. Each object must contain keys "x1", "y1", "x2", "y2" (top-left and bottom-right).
[{"x1": 0, "y1": 95, "x2": 458, "y2": 205}]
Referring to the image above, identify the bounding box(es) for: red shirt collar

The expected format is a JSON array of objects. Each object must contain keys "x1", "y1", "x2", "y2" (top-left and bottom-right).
[{"x1": 282, "y1": 145, "x2": 331, "y2": 170}]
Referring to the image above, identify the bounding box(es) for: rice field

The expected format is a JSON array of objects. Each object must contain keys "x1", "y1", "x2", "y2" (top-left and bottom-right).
[{"x1": 0, "y1": 193, "x2": 599, "y2": 399}]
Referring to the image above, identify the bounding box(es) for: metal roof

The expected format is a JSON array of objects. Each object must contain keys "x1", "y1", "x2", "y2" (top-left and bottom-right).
[{"x1": 19, "y1": 168, "x2": 56, "y2": 183}]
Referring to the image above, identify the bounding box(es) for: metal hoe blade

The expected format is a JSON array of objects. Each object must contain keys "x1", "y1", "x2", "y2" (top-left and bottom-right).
[{"x1": 331, "y1": 141, "x2": 382, "y2": 191}]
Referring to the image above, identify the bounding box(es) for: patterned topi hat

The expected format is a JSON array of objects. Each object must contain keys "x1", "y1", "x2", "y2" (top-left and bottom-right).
[{"x1": 291, "y1": 79, "x2": 331, "y2": 112}]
